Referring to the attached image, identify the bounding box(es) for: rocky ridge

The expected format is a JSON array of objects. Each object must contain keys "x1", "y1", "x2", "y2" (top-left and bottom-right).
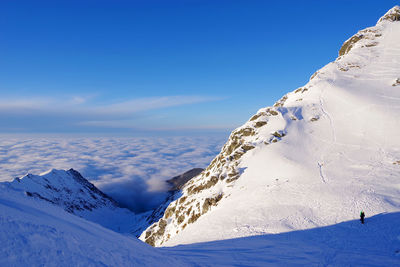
[{"x1": 140, "y1": 6, "x2": 400, "y2": 246}]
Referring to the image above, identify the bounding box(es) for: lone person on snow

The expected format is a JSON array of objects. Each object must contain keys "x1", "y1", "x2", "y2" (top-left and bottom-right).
[{"x1": 360, "y1": 211, "x2": 365, "y2": 224}]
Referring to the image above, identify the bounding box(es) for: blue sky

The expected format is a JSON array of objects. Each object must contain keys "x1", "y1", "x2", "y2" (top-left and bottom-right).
[{"x1": 0, "y1": 0, "x2": 398, "y2": 136}]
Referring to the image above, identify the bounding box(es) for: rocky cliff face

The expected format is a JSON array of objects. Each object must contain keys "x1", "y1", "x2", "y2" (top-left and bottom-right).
[
  {"x1": 137, "y1": 168, "x2": 204, "y2": 237},
  {"x1": 140, "y1": 6, "x2": 400, "y2": 247}
]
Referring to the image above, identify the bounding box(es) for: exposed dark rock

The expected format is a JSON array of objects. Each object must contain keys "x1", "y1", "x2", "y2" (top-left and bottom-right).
[
  {"x1": 310, "y1": 71, "x2": 319, "y2": 80},
  {"x1": 339, "y1": 35, "x2": 364, "y2": 56},
  {"x1": 187, "y1": 176, "x2": 219, "y2": 195},
  {"x1": 167, "y1": 168, "x2": 204, "y2": 191},
  {"x1": 254, "y1": 121, "x2": 267, "y2": 128},
  {"x1": 274, "y1": 95, "x2": 288, "y2": 107},
  {"x1": 267, "y1": 109, "x2": 279, "y2": 116},
  {"x1": 250, "y1": 113, "x2": 264, "y2": 121},
  {"x1": 188, "y1": 212, "x2": 201, "y2": 224},
  {"x1": 202, "y1": 193, "x2": 223, "y2": 214},
  {"x1": 177, "y1": 215, "x2": 185, "y2": 224},
  {"x1": 295, "y1": 87, "x2": 309, "y2": 93},
  {"x1": 145, "y1": 234, "x2": 155, "y2": 247},
  {"x1": 237, "y1": 127, "x2": 256, "y2": 137},
  {"x1": 272, "y1": 131, "x2": 285, "y2": 138},
  {"x1": 241, "y1": 144, "x2": 255, "y2": 151}
]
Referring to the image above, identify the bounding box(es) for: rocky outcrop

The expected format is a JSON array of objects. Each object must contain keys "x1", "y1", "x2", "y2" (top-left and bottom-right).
[
  {"x1": 339, "y1": 6, "x2": 399, "y2": 57},
  {"x1": 378, "y1": 5, "x2": 400, "y2": 23},
  {"x1": 140, "y1": 99, "x2": 293, "y2": 246}
]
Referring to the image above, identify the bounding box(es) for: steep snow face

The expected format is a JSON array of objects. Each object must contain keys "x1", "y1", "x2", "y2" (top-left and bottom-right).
[
  {"x1": 141, "y1": 6, "x2": 400, "y2": 247},
  {"x1": 6, "y1": 169, "x2": 140, "y2": 233}
]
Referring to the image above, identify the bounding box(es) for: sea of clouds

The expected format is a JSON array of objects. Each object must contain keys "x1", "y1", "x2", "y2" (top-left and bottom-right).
[{"x1": 0, "y1": 136, "x2": 226, "y2": 213}]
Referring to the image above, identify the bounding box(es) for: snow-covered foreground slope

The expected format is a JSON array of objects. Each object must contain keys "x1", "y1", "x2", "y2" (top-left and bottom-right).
[
  {"x1": 1, "y1": 181, "x2": 399, "y2": 266},
  {"x1": 167, "y1": 212, "x2": 400, "y2": 266},
  {"x1": 0, "y1": 183, "x2": 185, "y2": 266},
  {"x1": 142, "y1": 6, "x2": 400, "y2": 247}
]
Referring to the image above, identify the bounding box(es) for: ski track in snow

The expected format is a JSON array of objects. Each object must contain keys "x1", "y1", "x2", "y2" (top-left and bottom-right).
[
  {"x1": 317, "y1": 161, "x2": 326, "y2": 183},
  {"x1": 316, "y1": 79, "x2": 337, "y2": 184}
]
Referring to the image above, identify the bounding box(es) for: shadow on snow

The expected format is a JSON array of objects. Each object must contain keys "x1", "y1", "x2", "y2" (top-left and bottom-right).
[{"x1": 163, "y1": 212, "x2": 400, "y2": 266}]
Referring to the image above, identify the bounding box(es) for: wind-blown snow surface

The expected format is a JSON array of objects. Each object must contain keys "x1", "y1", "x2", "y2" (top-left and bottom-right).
[{"x1": 141, "y1": 7, "x2": 400, "y2": 247}]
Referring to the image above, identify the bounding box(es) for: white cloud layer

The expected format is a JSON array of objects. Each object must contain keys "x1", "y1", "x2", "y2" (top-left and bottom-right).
[{"x1": 0, "y1": 136, "x2": 226, "y2": 213}]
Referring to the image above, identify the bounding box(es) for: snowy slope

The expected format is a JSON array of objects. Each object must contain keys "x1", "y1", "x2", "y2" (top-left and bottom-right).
[
  {"x1": 5, "y1": 168, "x2": 141, "y2": 233},
  {"x1": 166, "y1": 212, "x2": 400, "y2": 266},
  {"x1": 141, "y1": 6, "x2": 400, "y2": 247},
  {"x1": 0, "y1": 182, "x2": 186, "y2": 266},
  {"x1": 2, "y1": 179, "x2": 399, "y2": 266}
]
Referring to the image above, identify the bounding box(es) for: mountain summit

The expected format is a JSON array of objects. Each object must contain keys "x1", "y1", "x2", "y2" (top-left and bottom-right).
[
  {"x1": 378, "y1": 5, "x2": 400, "y2": 23},
  {"x1": 141, "y1": 6, "x2": 400, "y2": 247},
  {"x1": 7, "y1": 168, "x2": 139, "y2": 233}
]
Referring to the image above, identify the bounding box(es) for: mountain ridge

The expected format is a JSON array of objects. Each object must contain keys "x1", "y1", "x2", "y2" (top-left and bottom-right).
[
  {"x1": 6, "y1": 168, "x2": 141, "y2": 233},
  {"x1": 3, "y1": 167, "x2": 205, "y2": 237},
  {"x1": 140, "y1": 6, "x2": 400, "y2": 247}
]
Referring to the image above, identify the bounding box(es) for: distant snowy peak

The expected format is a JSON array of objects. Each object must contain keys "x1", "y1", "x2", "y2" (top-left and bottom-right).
[
  {"x1": 10, "y1": 168, "x2": 118, "y2": 213},
  {"x1": 141, "y1": 6, "x2": 400, "y2": 247},
  {"x1": 6, "y1": 168, "x2": 141, "y2": 233}
]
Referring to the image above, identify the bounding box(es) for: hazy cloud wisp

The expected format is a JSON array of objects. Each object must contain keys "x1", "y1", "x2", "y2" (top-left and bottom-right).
[{"x1": 0, "y1": 94, "x2": 225, "y2": 132}]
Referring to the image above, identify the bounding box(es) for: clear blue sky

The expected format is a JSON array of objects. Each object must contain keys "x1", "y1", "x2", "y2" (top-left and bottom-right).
[{"x1": 0, "y1": 0, "x2": 398, "y2": 136}]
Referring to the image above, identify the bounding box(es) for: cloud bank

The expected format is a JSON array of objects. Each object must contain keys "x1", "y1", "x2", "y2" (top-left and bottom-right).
[{"x1": 0, "y1": 136, "x2": 226, "y2": 213}]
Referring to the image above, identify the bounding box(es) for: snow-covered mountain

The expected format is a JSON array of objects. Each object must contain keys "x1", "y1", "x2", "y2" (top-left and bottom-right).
[
  {"x1": 5, "y1": 168, "x2": 141, "y2": 233},
  {"x1": 141, "y1": 6, "x2": 400, "y2": 247},
  {"x1": 1, "y1": 7, "x2": 400, "y2": 266}
]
